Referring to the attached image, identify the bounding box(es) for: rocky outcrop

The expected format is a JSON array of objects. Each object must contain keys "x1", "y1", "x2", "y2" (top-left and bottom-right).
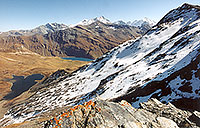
[{"x1": 44, "y1": 98, "x2": 200, "y2": 128}]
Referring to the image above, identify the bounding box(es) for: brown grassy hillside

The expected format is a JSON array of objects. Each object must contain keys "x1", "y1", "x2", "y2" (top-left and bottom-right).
[
  {"x1": 0, "y1": 22, "x2": 143, "y2": 59},
  {"x1": 0, "y1": 48, "x2": 88, "y2": 121}
]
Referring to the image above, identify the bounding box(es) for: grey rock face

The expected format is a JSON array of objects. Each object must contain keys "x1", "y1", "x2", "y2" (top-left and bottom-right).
[{"x1": 44, "y1": 98, "x2": 200, "y2": 128}]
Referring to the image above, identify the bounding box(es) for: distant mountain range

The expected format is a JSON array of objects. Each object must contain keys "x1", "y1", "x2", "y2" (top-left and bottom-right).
[
  {"x1": 0, "y1": 17, "x2": 152, "y2": 59},
  {"x1": 71, "y1": 16, "x2": 156, "y2": 27},
  {"x1": 114, "y1": 17, "x2": 156, "y2": 27},
  {"x1": 0, "y1": 16, "x2": 155, "y2": 36},
  {"x1": 0, "y1": 23, "x2": 68, "y2": 36}
]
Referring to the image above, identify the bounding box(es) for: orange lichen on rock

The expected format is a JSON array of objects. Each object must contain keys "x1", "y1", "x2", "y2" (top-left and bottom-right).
[
  {"x1": 65, "y1": 113, "x2": 69, "y2": 118},
  {"x1": 98, "y1": 108, "x2": 101, "y2": 112},
  {"x1": 60, "y1": 113, "x2": 66, "y2": 117},
  {"x1": 92, "y1": 102, "x2": 95, "y2": 107},
  {"x1": 120, "y1": 100, "x2": 132, "y2": 107},
  {"x1": 49, "y1": 100, "x2": 98, "y2": 127},
  {"x1": 74, "y1": 106, "x2": 78, "y2": 110}
]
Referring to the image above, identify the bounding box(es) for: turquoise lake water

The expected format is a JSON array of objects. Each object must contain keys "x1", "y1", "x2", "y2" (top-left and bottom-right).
[{"x1": 61, "y1": 57, "x2": 93, "y2": 61}]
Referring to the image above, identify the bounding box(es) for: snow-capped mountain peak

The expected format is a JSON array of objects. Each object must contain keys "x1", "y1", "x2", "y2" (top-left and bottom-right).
[
  {"x1": 130, "y1": 17, "x2": 156, "y2": 27},
  {"x1": 0, "y1": 22, "x2": 69, "y2": 36},
  {"x1": 113, "y1": 20, "x2": 128, "y2": 26},
  {"x1": 94, "y1": 16, "x2": 111, "y2": 24},
  {"x1": 114, "y1": 17, "x2": 156, "y2": 27},
  {"x1": 44, "y1": 23, "x2": 67, "y2": 29},
  {"x1": 71, "y1": 16, "x2": 111, "y2": 27},
  {"x1": 32, "y1": 22, "x2": 68, "y2": 34}
]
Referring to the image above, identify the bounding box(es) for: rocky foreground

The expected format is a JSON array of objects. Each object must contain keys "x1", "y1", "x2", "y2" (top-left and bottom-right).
[{"x1": 43, "y1": 98, "x2": 200, "y2": 128}]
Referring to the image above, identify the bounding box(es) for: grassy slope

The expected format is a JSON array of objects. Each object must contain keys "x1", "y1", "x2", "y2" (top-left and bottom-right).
[
  {"x1": 0, "y1": 51, "x2": 88, "y2": 98},
  {"x1": 0, "y1": 50, "x2": 88, "y2": 123}
]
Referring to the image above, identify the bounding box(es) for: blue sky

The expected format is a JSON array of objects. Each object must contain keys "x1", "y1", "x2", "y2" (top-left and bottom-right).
[{"x1": 0, "y1": 0, "x2": 199, "y2": 31}]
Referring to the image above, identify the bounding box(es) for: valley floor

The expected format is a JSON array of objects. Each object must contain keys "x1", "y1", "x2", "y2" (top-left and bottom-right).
[{"x1": 0, "y1": 51, "x2": 88, "y2": 123}]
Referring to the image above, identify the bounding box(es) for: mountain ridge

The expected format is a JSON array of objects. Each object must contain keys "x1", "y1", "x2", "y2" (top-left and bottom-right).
[
  {"x1": 1, "y1": 3, "x2": 200, "y2": 127},
  {"x1": 0, "y1": 16, "x2": 154, "y2": 36},
  {"x1": 0, "y1": 23, "x2": 68, "y2": 36},
  {"x1": 0, "y1": 20, "x2": 145, "y2": 59},
  {"x1": 114, "y1": 17, "x2": 156, "y2": 27}
]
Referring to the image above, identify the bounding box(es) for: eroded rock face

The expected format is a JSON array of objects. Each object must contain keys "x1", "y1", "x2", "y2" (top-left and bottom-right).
[{"x1": 44, "y1": 98, "x2": 200, "y2": 128}]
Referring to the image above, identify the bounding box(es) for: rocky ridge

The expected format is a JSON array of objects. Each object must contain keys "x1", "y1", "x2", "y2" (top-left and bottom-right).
[{"x1": 43, "y1": 98, "x2": 200, "y2": 128}]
